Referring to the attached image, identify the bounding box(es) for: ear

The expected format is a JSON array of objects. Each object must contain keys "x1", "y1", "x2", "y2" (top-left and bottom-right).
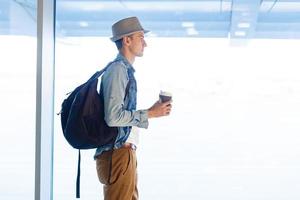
[{"x1": 123, "y1": 36, "x2": 131, "y2": 46}]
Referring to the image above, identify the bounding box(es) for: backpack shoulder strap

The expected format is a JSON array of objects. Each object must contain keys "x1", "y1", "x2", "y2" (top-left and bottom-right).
[
  {"x1": 88, "y1": 61, "x2": 116, "y2": 83},
  {"x1": 76, "y1": 150, "x2": 81, "y2": 198}
]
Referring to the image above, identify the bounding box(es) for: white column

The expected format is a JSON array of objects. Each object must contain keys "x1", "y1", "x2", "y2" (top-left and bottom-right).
[{"x1": 35, "y1": 0, "x2": 55, "y2": 200}]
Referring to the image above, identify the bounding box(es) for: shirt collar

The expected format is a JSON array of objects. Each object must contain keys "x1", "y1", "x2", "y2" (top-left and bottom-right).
[{"x1": 115, "y1": 53, "x2": 135, "y2": 73}]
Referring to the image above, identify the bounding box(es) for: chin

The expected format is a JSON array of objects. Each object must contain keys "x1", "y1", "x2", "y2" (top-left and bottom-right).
[
  {"x1": 137, "y1": 52, "x2": 144, "y2": 57},
  {"x1": 138, "y1": 49, "x2": 144, "y2": 57}
]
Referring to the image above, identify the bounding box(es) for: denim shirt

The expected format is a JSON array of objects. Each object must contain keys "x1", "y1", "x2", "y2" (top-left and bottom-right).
[{"x1": 94, "y1": 53, "x2": 149, "y2": 158}]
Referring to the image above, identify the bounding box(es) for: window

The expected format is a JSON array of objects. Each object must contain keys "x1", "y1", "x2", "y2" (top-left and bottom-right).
[{"x1": 0, "y1": 0, "x2": 36, "y2": 199}]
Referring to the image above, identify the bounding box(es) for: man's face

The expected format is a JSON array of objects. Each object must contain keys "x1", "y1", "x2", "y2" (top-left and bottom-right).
[{"x1": 127, "y1": 31, "x2": 147, "y2": 57}]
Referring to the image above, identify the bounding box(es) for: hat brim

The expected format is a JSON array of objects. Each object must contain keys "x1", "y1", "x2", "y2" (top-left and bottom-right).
[{"x1": 110, "y1": 30, "x2": 150, "y2": 42}]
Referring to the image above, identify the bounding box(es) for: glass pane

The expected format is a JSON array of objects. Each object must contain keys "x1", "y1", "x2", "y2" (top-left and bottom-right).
[
  {"x1": 0, "y1": 0, "x2": 36, "y2": 199},
  {"x1": 54, "y1": 1, "x2": 300, "y2": 200}
]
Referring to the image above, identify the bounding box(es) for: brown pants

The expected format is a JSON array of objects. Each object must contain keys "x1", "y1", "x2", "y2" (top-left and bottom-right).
[{"x1": 96, "y1": 147, "x2": 138, "y2": 200}]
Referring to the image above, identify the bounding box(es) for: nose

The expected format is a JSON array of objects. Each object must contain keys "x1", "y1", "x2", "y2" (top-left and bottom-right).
[{"x1": 143, "y1": 39, "x2": 147, "y2": 47}]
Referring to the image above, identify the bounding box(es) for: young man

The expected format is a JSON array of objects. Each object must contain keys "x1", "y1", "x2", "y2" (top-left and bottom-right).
[{"x1": 95, "y1": 17, "x2": 172, "y2": 200}]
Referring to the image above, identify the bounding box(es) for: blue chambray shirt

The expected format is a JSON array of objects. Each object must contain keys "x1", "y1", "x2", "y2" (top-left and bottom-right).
[{"x1": 94, "y1": 53, "x2": 149, "y2": 158}]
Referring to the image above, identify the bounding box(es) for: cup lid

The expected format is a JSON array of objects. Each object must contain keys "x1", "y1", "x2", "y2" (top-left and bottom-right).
[{"x1": 160, "y1": 90, "x2": 172, "y2": 96}]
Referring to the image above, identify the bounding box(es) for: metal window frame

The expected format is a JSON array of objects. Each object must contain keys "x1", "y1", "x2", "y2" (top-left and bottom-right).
[{"x1": 35, "y1": 0, "x2": 55, "y2": 200}]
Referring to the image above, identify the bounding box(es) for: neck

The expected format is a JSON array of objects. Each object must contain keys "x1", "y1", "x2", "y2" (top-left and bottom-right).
[{"x1": 120, "y1": 49, "x2": 135, "y2": 65}]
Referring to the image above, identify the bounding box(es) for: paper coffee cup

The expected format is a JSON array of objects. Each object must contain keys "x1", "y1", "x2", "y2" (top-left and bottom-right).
[{"x1": 159, "y1": 91, "x2": 172, "y2": 103}]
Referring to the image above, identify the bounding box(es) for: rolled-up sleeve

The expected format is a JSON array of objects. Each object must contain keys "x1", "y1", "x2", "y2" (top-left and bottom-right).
[{"x1": 102, "y1": 62, "x2": 149, "y2": 129}]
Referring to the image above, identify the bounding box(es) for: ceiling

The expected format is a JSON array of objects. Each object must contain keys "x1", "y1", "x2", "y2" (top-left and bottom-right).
[{"x1": 1, "y1": 0, "x2": 300, "y2": 39}]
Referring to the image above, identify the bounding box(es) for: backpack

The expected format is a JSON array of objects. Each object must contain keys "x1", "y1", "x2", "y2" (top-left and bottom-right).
[
  {"x1": 60, "y1": 65, "x2": 118, "y2": 150},
  {"x1": 59, "y1": 62, "x2": 130, "y2": 198}
]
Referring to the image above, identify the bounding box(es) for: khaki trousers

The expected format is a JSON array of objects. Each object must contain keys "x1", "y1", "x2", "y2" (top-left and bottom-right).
[{"x1": 96, "y1": 147, "x2": 138, "y2": 200}]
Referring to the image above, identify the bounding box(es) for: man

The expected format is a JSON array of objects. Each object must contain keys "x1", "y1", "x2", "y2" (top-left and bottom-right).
[{"x1": 95, "y1": 16, "x2": 172, "y2": 200}]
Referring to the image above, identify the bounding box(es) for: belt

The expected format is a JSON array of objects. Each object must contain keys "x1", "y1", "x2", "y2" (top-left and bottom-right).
[{"x1": 122, "y1": 142, "x2": 137, "y2": 150}]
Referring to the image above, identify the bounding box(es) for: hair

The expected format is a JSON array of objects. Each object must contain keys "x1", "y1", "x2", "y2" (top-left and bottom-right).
[
  {"x1": 115, "y1": 35, "x2": 134, "y2": 50},
  {"x1": 115, "y1": 38, "x2": 123, "y2": 50}
]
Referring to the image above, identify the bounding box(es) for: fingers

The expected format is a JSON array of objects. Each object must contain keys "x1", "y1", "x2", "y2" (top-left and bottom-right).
[
  {"x1": 149, "y1": 100, "x2": 173, "y2": 118},
  {"x1": 162, "y1": 102, "x2": 172, "y2": 116},
  {"x1": 165, "y1": 109, "x2": 171, "y2": 116}
]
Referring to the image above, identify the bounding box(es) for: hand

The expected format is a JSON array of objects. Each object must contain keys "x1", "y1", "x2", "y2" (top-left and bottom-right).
[{"x1": 147, "y1": 100, "x2": 172, "y2": 118}]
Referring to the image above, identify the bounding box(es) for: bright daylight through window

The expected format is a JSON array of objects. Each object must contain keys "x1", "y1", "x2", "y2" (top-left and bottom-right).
[{"x1": 0, "y1": 0, "x2": 300, "y2": 200}]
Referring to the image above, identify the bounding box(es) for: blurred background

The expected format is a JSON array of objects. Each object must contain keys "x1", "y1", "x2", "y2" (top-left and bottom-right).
[{"x1": 1, "y1": 0, "x2": 300, "y2": 199}]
